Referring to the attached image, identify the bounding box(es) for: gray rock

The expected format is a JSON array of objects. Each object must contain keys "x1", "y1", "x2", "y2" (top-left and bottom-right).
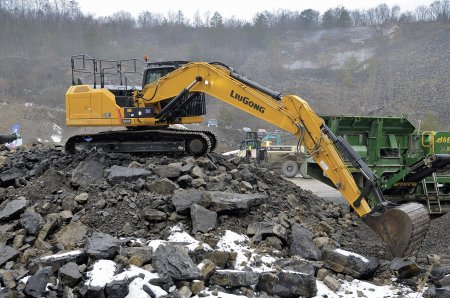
[
  {"x1": 107, "y1": 165, "x2": 151, "y2": 185},
  {"x1": 171, "y1": 189, "x2": 211, "y2": 215},
  {"x1": 62, "y1": 197, "x2": 78, "y2": 212},
  {"x1": 269, "y1": 270, "x2": 317, "y2": 298},
  {"x1": 198, "y1": 259, "x2": 216, "y2": 280},
  {"x1": 71, "y1": 160, "x2": 105, "y2": 187},
  {"x1": 120, "y1": 247, "x2": 153, "y2": 265},
  {"x1": 247, "y1": 221, "x2": 288, "y2": 243},
  {"x1": 154, "y1": 163, "x2": 182, "y2": 178},
  {"x1": 75, "y1": 192, "x2": 89, "y2": 204},
  {"x1": 54, "y1": 221, "x2": 89, "y2": 249},
  {"x1": 0, "y1": 198, "x2": 28, "y2": 221},
  {"x1": 323, "y1": 248, "x2": 379, "y2": 279},
  {"x1": 0, "y1": 168, "x2": 25, "y2": 185},
  {"x1": 25, "y1": 266, "x2": 53, "y2": 297},
  {"x1": 390, "y1": 258, "x2": 422, "y2": 278},
  {"x1": 208, "y1": 191, "x2": 267, "y2": 214},
  {"x1": 95, "y1": 199, "x2": 107, "y2": 209},
  {"x1": 209, "y1": 270, "x2": 260, "y2": 287},
  {"x1": 146, "y1": 178, "x2": 177, "y2": 194},
  {"x1": 38, "y1": 213, "x2": 63, "y2": 240},
  {"x1": 436, "y1": 286, "x2": 450, "y2": 298},
  {"x1": 192, "y1": 178, "x2": 206, "y2": 188},
  {"x1": 85, "y1": 231, "x2": 121, "y2": 259},
  {"x1": 177, "y1": 174, "x2": 193, "y2": 188},
  {"x1": 105, "y1": 279, "x2": 130, "y2": 298},
  {"x1": 20, "y1": 208, "x2": 44, "y2": 235},
  {"x1": 191, "y1": 166, "x2": 204, "y2": 178},
  {"x1": 323, "y1": 276, "x2": 341, "y2": 291},
  {"x1": 191, "y1": 204, "x2": 217, "y2": 233},
  {"x1": 143, "y1": 207, "x2": 167, "y2": 222},
  {"x1": 152, "y1": 243, "x2": 202, "y2": 281},
  {"x1": 289, "y1": 223, "x2": 322, "y2": 261},
  {"x1": 0, "y1": 244, "x2": 20, "y2": 266},
  {"x1": 437, "y1": 275, "x2": 450, "y2": 287},
  {"x1": 431, "y1": 266, "x2": 450, "y2": 283},
  {"x1": 59, "y1": 262, "x2": 82, "y2": 287}
]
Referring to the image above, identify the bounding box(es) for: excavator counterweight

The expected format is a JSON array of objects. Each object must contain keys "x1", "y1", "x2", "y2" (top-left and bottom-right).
[{"x1": 66, "y1": 55, "x2": 430, "y2": 257}]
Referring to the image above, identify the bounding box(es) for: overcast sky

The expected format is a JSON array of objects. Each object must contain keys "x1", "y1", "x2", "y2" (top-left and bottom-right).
[{"x1": 76, "y1": 0, "x2": 435, "y2": 20}]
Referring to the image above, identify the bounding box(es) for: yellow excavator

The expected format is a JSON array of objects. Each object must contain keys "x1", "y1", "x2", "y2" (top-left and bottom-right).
[{"x1": 66, "y1": 55, "x2": 429, "y2": 257}]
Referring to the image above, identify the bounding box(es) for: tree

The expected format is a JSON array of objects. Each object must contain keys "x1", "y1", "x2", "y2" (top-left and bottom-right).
[
  {"x1": 210, "y1": 11, "x2": 223, "y2": 27},
  {"x1": 300, "y1": 9, "x2": 319, "y2": 28},
  {"x1": 338, "y1": 7, "x2": 352, "y2": 26},
  {"x1": 193, "y1": 10, "x2": 203, "y2": 27},
  {"x1": 322, "y1": 8, "x2": 336, "y2": 27},
  {"x1": 253, "y1": 12, "x2": 268, "y2": 28}
]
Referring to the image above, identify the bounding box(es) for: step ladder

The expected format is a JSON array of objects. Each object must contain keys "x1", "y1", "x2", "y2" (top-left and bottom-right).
[{"x1": 422, "y1": 172, "x2": 443, "y2": 214}]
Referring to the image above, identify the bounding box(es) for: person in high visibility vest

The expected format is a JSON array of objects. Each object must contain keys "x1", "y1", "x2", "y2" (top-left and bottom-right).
[{"x1": 246, "y1": 144, "x2": 252, "y2": 158}]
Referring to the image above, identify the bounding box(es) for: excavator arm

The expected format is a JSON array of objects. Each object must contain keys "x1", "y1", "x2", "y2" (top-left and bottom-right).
[{"x1": 136, "y1": 62, "x2": 429, "y2": 257}]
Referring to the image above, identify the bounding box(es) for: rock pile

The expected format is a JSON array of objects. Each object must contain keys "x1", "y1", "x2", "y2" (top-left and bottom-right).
[{"x1": 0, "y1": 143, "x2": 448, "y2": 297}]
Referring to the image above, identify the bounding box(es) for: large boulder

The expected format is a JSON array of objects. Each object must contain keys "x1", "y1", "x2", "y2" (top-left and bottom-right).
[
  {"x1": 289, "y1": 223, "x2": 322, "y2": 261},
  {"x1": 208, "y1": 191, "x2": 268, "y2": 214},
  {"x1": 0, "y1": 244, "x2": 20, "y2": 266},
  {"x1": 146, "y1": 178, "x2": 177, "y2": 195},
  {"x1": 0, "y1": 168, "x2": 25, "y2": 186},
  {"x1": 154, "y1": 163, "x2": 182, "y2": 179},
  {"x1": 54, "y1": 221, "x2": 89, "y2": 249},
  {"x1": 107, "y1": 165, "x2": 151, "y2": 185},
  {"x1": 71, "y1": 160, "x2": 105, "y2": 187},
  {"x1": 191, "y1": 204, "x2": 217, "y2": 233},
  {"x1": 209, "y1": 270, "x2": 260, "y2": 287},
  {"x1": 431, "y1": 266, "x2": 450, "y2": 283},
  {"x1": 20, "y1": 208, "x2": 44, "y2": 235},
  {"x1": 258, "y1": 270, "x2": 317, "y2": 298},
  {"x1": 247, "y1": 221, "x2": 288, "y2": 243},
  {"x1": 25, "y1": 266, "x2": 53, "y2": 297},
  {"x1": 390, "y1": 258, "x2": 422, "y2": 278},
  {"x1": 0, "y1": 198, "x2": 28, "y2": 221},
  {"x1": 85, "y1": 231, "x2": 122, "y2": 259},
  {"x1": 322, "y1": 248, "x2": 379, "y2": 279},
  {"x1": 59, "y1": 262, "x2": 82, "y2": 287},
  {"x1": 171, "y1": 189, "x2": 211, "y2": 215},
  {"x1": 152, "y1": 243, "x2": 202, "y2": 281}
]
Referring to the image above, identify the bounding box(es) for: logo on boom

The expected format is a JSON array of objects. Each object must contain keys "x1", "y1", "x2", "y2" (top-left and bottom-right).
[{"x1": 230, "y1": 90, "x2": 265, "y2": 114}]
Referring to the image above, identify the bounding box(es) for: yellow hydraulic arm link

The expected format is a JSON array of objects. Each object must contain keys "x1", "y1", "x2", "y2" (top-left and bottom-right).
[{"x1": 136, "y1": 62, "x2": 430, "y2": 257}]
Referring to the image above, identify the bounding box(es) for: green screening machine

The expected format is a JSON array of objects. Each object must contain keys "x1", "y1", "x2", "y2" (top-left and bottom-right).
[{"x1": 306, "y1": 115, "x2": 450, "y2": 214}]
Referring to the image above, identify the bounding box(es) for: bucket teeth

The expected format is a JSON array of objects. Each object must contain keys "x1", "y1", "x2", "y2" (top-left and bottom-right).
[{"x1": 363, "y1": 203, "x2": 430, "y2": 257}]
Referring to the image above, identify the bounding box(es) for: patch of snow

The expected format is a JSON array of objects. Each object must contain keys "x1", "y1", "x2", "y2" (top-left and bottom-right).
[
  {"x1": 284, "y1": 60, "x2": 319, "y2": 70},
  {"x1": 114, "y1": 265, "x2": 159, "y2": 282},
  {"x1": 53, "y1": 123, "x2": 63, "y2": 134},
  {"x1": 85, "y1": 260, "x2": 117, "y2": 288},
  {"x1": 25, "y1": 103, "x2": 34, "y2": 107},
  {"x1": 314, "y1": 279, "x2": 423, "y2": 298},
  {"x1": 147, "y1": 239, "x2": 167, "y2": 251},
  {"x1": 334, "y1": 248, "x2": 369, "y2": 263},
  {"x1": 167, "y1": 226, "x2": 212, "y2": 251},
  {"x1": 51, "y1": 135, "x2": 62, "y2": 143},
  {"x1": 19, "y1": 276, "x2": 30, "y2": 284},
  {"x1": 126, "y1": 278, "x2": 167, "y2": 298},
  {"x1": 193, "y1": 288, "x2": 246, "y2": 298},
  {"x1": 216, "y1": 230, "x2": 277, "y2": 272},
  {"x1": 40, "y1": 250, "x2": 83, "y2": 261}
]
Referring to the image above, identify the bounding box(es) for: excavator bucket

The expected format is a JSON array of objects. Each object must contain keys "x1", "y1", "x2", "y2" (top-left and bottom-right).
[{"x1": 362, "y1": 203, "x2": 430, "y2": 257}]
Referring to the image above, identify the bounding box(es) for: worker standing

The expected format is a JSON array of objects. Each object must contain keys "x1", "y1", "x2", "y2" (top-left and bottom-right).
[{"x1": 0, "y1": 133, "x2": 21, "y2": 145}]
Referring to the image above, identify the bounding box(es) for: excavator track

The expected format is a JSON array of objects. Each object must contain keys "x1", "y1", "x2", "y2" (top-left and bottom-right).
[
  {"x1": 363, "y1": 202, "x2": 430, "y2": 257},
  {"x1": 65, "y1": 128, "x2": 217, "y2": 157}
]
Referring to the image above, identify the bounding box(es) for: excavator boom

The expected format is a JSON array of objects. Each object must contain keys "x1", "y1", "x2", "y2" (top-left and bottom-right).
[{"x1": 66, "y1": 59, "x2": 429, "y2": 257}]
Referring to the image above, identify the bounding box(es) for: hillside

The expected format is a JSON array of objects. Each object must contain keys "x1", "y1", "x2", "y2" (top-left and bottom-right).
[{"x1": 0, "y1": 22, "x2": 449, "y2": 136}]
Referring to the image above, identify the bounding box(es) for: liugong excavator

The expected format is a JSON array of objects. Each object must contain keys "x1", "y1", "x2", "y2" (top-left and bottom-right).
[{"x1": 66, "y1": 55, "x2": 429, "y2": 257}]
